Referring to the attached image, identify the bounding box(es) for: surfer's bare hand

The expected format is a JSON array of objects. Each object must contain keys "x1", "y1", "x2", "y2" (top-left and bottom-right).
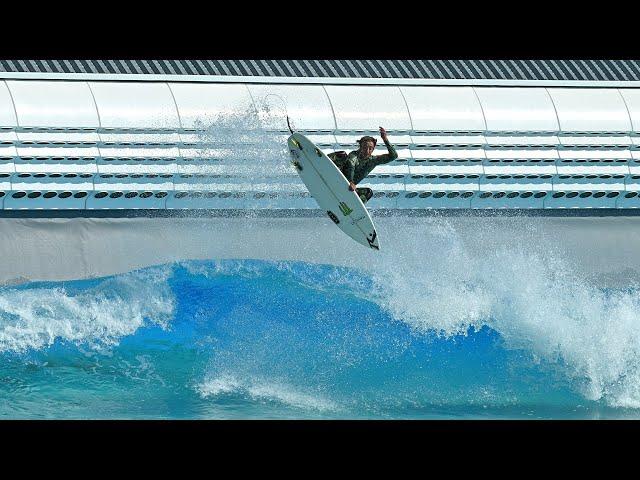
[
  {"x1": 379, "y1": 126, "x2": 388, "y2": 141},
  {"x1": 349, "y1": 182, "x2": 356, "y2": 191}
]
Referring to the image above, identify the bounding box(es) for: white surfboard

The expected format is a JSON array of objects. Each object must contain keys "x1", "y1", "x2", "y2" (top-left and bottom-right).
[{"x1": 287, "y1": 132, "x2": 380, "y2": 250}]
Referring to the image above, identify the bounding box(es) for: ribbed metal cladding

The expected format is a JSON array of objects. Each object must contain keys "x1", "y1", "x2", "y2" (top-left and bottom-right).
[{"x1": 1, "y1": 60, "x2": 639, "y2": 80}]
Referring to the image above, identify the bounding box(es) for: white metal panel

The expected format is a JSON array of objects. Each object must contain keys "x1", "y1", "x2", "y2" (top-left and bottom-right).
[
  {"x1": 411, "y1": 134, "x2": 485, "y2": 147},
  {"x1": 97, "y1": 159, "x2": 178, "y2": 175},
  {"x1": 547, "y1": 89, "x2": 632, "y2": 132},
  {"x1": 16, "y1": 147, "x2": 100, "y2": 158},
  {"x1": 325, "y1": 86, "x2": 411, "y2": 131},
  {"x1": 474, "y1": 87, "x2": 559, "y2": 132},
  {"x1": 485, "y1": 149, "x2": 559, "y2": 160},
  {"x1": 94, "y1": 174, "x2": 174, "y2": 191},
  {"x1": 544, "y1": 192, "x2": 619, "y2": 209},
  {"x1": 630, "y1": 160, "x2": 640, "y2": 175},
  {"x1": 400, "y1": 191, "x2": 473, "y2": 209},
  {"x1": 4, "y1": 191, "x2": 88, "y2": 210},
  {"x1": 7, "y1": 81, "x2": 99, "y2": 128},
  {"x1": 98, "y1": 132, "x2": 181, "y2": 143},
  {"x1": 307, "y1": 134, "x2": 337, "y2": 147},
  {"x1": 97, "y1": 147, "x2": 180, "y2": 158},
  {"x1": 87, "y1": 193, "x2": 167, "y2": 210},
  {"x1": 174, "y1": 175, "x2": 248, "y2": 192},
  {"x1": 0, "y1": 157, "x2": 15, "y2": 173},
  {"x1": 405, "y1": 174, "x2": 479, "y2": 192},
  {"x1": 408, "y1": 162, "x2": 484, "y2": 175},
  {"x1": 471, "y1": 192, "x2": 547, "y2": 209},
  {"x1": 411, "y1": 148, "x2": 486, "y2": 160},
  {"x1": 0, "y1": 173, "x2": 11, "y2": 190},
  {"x1": 90, "y1": 82, "x2": 180, "y2": 129},
  {"x1": 370, "y1": 164, "x2": 410, "y2": 175},
  {"x1": 484, "y1": 135, "x2": 559, "y2": 146},
  {"x1": 16, "y1": 131, "x2": 101, "y2": 143},
  {"x1": 619, "y1": 90, "x2": 640, "y2": 133},
  {"x1": 624, "y1": 175, "x2": 640, "y2": 191},
  {"x1": 169, "y1": 83, "x2": 254, "y2": 129},
  {"x1": 0, "y1": 82, "x2": 17, "y2": 127},
  {"x1": 359, "y1": 174, "x2": 406, "y2": 192},
  {"x1": 483, "y1": 161, "x2": 557, "y2": 175},
  {"x1": 558, "y1": 135, "x2": 631, "y2": 146},
  {"x1": 400, "y1": 86, "x2": 485, "y2": 131},
  {"x1": 616, "y1": 191, "x2": 640, "y2": 208},
  {"x1": 558, "y1": 149, "x2": 631, "y2": 159},
  {"x1": 480, "y1": 175, "x2": 553, "y2": 191},
  {"x1": 13, "y1": 158, "x2": 97, "y2": 174},
  {"x1": 11, "y1": 173, "x2": 94, "y2": 191},
  {"x1": 0, "y1": 145, "x2": 17, "y2": 159},
  {"x1": 248, "y1": 84, "x2": 335, "y2": 131},
  {"x1": 556, "y1": 162, "x2": 630, "y2": 175},
  {"x1": 552, "y1": 175, "x2": 625, "y2": 191}
]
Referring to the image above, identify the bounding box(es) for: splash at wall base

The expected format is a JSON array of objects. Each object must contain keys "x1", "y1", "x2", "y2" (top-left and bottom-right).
[{"x1": 2, "y1": 212, "x2": 640, "y2": 288}]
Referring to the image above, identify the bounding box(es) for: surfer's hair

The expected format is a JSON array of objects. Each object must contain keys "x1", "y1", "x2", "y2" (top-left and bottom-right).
[{"x1": 357, "y1": 136, "x2": 377, "y2": 146}]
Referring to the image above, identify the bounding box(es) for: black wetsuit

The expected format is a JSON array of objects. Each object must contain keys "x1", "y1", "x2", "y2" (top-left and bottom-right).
[{"x1": 328, "y1": 139, "x2": 398, "y2": 204}]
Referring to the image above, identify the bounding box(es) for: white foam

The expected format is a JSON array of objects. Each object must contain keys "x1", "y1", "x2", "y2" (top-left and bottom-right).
[
  {"x1": 355, "y1": 216, "x2": 640, "y2": 408},
  {"x1": 0, "y1": 266, "x2": 175, "y2": 353},
  {"x1": 197, "y1": 374, "x2": 338, "y2": 413},
  {"x1": 192, "y1": 104, "x2": 292, "y2": 178}
]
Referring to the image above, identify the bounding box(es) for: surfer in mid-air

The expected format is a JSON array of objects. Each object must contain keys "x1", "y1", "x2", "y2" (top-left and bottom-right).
[{"x1": 327, "y1": 127, "x2": 398, "y2": 204}]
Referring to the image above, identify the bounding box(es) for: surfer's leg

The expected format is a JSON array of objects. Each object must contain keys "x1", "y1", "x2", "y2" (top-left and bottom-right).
[{"x1": 356, "y1": 187, "x2": 373, "y2": 204}]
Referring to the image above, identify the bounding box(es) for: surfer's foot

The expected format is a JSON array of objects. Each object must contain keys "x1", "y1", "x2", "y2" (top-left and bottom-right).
[{"x1": 356, "y1": 187, "x2": 373, "y2": 204}]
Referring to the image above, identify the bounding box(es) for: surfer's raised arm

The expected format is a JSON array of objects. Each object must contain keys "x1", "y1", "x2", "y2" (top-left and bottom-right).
[{"x1": 373, "y1": 126, "x2": 398, "y2": 165}]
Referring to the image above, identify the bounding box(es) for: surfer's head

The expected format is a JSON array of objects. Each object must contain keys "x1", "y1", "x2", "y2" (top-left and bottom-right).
[{"x1": 357, "y1": 136, "x2": 377, "y2": 158}]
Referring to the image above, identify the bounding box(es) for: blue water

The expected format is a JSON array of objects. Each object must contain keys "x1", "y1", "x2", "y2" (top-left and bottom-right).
[{"x1": 2, "y1": 258, "x2": 640, "y2": 419}]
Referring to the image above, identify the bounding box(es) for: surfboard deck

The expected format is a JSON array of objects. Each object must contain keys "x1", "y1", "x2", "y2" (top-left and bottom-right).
[{"x1": 287, "y1": 132, "x2": 380, "y2": 250}]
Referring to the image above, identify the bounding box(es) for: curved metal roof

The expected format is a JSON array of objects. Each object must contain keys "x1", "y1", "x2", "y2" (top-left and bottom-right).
[{"x1": 1, "y1": 59, "x2": 640, "y2": 81}]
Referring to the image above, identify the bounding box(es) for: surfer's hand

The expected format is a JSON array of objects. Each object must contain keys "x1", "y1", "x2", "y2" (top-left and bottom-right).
[
  {"x1": 349, "y1": 182, "x2": 356, "y2": 191},
  {"x1": 379, "y1": 126, "x2": 388, "y2": 141}
]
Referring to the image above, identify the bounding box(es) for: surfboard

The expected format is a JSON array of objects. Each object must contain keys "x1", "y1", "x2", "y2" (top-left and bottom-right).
[{"x1": 287, "y1": 132, "x2": 380, "y2": 250}]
